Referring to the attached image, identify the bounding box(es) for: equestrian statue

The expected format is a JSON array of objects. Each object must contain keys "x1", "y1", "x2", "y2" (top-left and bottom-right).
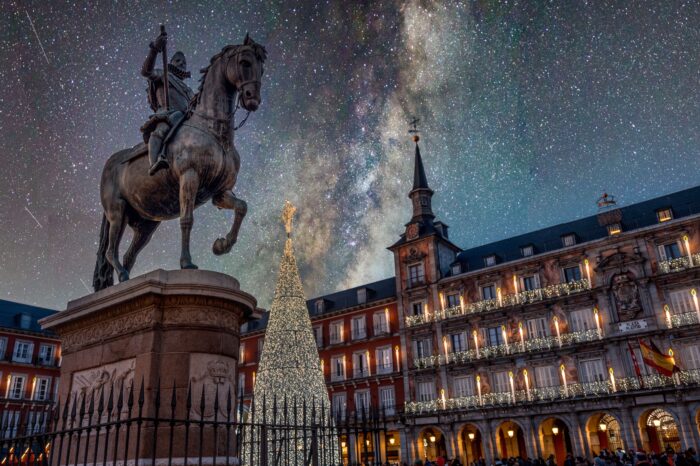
[{"x1": 92, "y1": 26, "x2": 266, "y2": 291}]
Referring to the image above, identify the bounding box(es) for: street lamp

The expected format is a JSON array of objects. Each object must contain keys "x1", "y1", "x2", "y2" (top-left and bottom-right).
[
  {"x1": 552, "y1": 426, "x2": 559, "y2": 435},
  {"x1": 599, "y1": 423, "x2": 607, "y2": 432},
  {"x1": 653, "y1": 419, "x2": 661, "y2": 428},
  {"x1": 468, "y1": 432, "x2": 475, "y2": 440},
  {"x1": 507, "y1": 430, "x2": 514, "y2": 438},
  {"x1": 389, "y1": 437, "x2": 396, "y2": 446},
  {"x1": 430, "y1": 435, "x2": 436, "y2": 443}
]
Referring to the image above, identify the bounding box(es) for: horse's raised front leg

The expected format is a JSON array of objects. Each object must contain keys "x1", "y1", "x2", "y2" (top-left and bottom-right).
[
  {"x1": 179, "y1": 170, "x2": 199, "y2": 269},
  {"x1": 212, "y1": 191, "x2": 247, "y2": 256},
  {"x1": 105, "y1": 200, "x2": 129, "y2": 282}
]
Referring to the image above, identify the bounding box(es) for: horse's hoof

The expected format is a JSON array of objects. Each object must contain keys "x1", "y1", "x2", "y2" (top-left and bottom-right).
[
  {"x1": 118, "y1": 271, "x2": 130, "y2": 282},
  {"x1": 213, "y1": 238, "x2": 232, "y2": 256},
  {"x1": 180, "y1": 261, "x2": 198, "y2": 270}
]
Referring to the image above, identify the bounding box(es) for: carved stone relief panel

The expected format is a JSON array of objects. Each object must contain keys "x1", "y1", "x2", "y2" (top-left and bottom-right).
[
  {"x1": 71, "y1": 358, "x2": 136, "y2": 400},
  {"x1": 189, "y1": 353, "x2": 237, "y2": 419}
]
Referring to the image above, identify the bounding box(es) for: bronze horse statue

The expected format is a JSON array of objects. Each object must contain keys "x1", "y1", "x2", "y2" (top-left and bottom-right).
[{"x1": 93, "y1": 36, "x2": 266, "y2": 291}]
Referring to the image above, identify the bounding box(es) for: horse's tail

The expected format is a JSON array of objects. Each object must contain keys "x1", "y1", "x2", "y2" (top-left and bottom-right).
[{"x1": 92, "y1": 214, "x2": 113, "y2": 291}]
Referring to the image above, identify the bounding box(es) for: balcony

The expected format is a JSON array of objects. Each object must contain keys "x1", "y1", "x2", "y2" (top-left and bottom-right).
[
  {"x1": 404, "y1": 369, "x2": 700, "y2": 414},
  {"x1": 351, "y1": 328, "x2": 367, "y2": 340},
  {"x1": 353, "y1": 368, "x2": 370, "y2": 379},
  {"x1": 405, "y1": 279, "x2": 591, "y2": 328},
  {"x1": 376, "y1": 363, "x2": 394, "y2": 375},
  {"x1": 658, "y1": 253, "x2": 700, "y2": 274},
  {"x1": 413, "y1": 329, "x2": 602, "y2": 369},
  {"x1": 668, "y1": 311, "x2": 700, "y2": 328}
]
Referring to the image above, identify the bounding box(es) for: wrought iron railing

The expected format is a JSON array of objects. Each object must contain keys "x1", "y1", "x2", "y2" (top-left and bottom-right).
[
  {"x1": 413, "y1": 329, "x2": 601, "y2": 369},
  {"x1": 405, "y1": 279, "x2": 591, "y2": 327},
  {"x1": 0, "y1": 380, "x2": 343, "y2": 466},
  {"x1": 658, "y1": 253, "x2": 700, "y2": 274},
  {"x1": 404, "y1": 369, "x2": 700, "y2": 414},
  {"x1": 670, "y1": 311, "x2": 699, "y2": 328}
]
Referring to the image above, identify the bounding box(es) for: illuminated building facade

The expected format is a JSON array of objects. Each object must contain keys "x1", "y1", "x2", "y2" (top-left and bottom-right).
[
  {"x1": 0, "y1": 300, "x2": 61, "y2": 435},
  {"x1": 241, "y1": 139, "x2": 700, "y2": 465}
]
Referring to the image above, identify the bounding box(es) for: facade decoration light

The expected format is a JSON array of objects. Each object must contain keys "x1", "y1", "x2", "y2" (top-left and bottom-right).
[
  {"x1": 653, "y1": 419, "x2": 661, "y2": 428},
  {"x1": 523, "y1": 369, "x2": 531, "y2": 401},
  {"x1": 468, "y1": 432, "x2": 475, "y2": 440},
  {"x1": 552, "y1": 426, "x2": 559, "y2": 435},
  {"x1": 609, "y1": 367, "x2": 616, "y2": 392},
  {"x1": 593, "y1": 307, "x2": 602, "y2": 337},
  {"x1": 502, "y1": 325, "x2": 510, "y2": 353},
  {"x1": 389, "y1": 437, "x2": 396, "y2": 446},
  {"x1": 683, "y1": 235, "x2": 693, "y2": 266},
  {"x1": 519, "y1": 322, "x2": 525, "y2": 351},
  {"x1": 664, "y1": 304, "x2": 673, "y2": 328},
  {"x1": 560, "y1": 364, "x2": 568, "y2": 396},
  {"x1": 599, "y1": 423, "x2": 607, "y2": 432},
  {"x1": 584, "y1": 258, "x2": 592, "y2": 286},
  {"x1": 430, "y1": 435, "x2": 436, "y2": 443},
  {"x1": 508, "y1": 371, "x2": 516, "y2": 404},
  {"x1": 473, "y1": 330, "x2": 480, "y2": 358},
  {"x1": 507, "y1": 429, "x2": 514, "y2": 438},
  {"x1": 553, "y1": 316, "x2": 562, "y2": 347}
]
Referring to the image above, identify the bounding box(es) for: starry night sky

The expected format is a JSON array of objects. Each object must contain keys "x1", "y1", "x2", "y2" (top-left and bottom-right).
[{"x1": 1, "y1": 1, "x2": 699, "y2": 310}]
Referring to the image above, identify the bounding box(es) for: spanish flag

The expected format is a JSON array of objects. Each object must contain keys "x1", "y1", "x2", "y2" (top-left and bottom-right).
[{"x1": 639, "y1": 339, "x2": 679, "y2": 377}]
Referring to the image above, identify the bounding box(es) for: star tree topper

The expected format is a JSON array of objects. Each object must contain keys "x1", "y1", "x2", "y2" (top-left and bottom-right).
[{"x1": 282, "y1": 200, "x2": 296, "y2": 237}]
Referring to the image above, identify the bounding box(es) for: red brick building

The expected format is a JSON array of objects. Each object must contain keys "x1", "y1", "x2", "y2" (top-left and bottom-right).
[{"x1": 0, "y1": 300, "x2": 61, "y2": 436}]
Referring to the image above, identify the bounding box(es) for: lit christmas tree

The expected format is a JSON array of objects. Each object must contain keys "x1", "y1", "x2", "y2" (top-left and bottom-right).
[{"x1": 244, "y1": 201, "x2": 339, "y2": 465}]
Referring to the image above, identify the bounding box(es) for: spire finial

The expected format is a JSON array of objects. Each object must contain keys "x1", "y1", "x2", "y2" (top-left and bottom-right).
[
  {"x1": 282, "y1": 201, "x2": 296, "y2": 237},
  {"x1": 408, "y1": 116, "x2": 420, "y2": 143}
]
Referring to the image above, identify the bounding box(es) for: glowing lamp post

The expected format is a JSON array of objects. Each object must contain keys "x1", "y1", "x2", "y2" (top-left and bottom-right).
[
  {"x1": 439, "y1": 292, "x2": 445, "y2": 312},
  {"x1": 553, "y1": 316, "x2": 562, "y2": 347},
  {"x1": 476, "y1": 375, "x2": 483, "y2": 405},
  {"x1": 584, "y1": 258, "x2": 592, "y2": 287},
  {"x1": 609, "y1": 367, "x2": 616, "y2": 392},
  {"x1": 497, "y1": 287, "x2": 503, "y2": 307},
  {"x1": 473, "y1": 330, "x2": 480, "y2": 359},
  {"x1": 440, "y1": 388, "x2": 447, "y2": 409},
  {"x1": 366, "y1": 350, "x2": 371, "y2": 376},
  {"x1": 502, "y1": 325, "x2": 510, "y2": 353},
  {"x1": 593, "y1": 307, "x2": 602, "y2": 338},
  {"x1": 664, "y1": 304, "x2": 673, "y2": 328},
  {"x1": 508, "y1": 371, "x2": 516, "y2": 404},
  {"x1": 683, "y1": 235, "x2": 693, "y2": 266},
  {"x1": 519, "y1": 322, "x2": 525, "y2": 352},
  {"x1": 513, "y1": 275, "x2": 519, "y2": 303},
  {"x1": 523, "y1": 369, "x2": 531, "y2": 401},
  {"x1": 394, "y1": 345, "x2": 400, "y2": 371},
  {"x1": 560, "y1": 364, "x2": 568, "y2": 397},
  {"x1": 442, "y1": 336, "x2": 450, "y2": 362},
  {"x1": 460, "y1": 294, "x2": 466, "y2": 314}
]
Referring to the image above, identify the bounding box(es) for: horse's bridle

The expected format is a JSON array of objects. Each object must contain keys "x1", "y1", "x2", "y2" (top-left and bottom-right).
[{"x1": 223, "y1": 45, "x2": 262, "y2": 130}]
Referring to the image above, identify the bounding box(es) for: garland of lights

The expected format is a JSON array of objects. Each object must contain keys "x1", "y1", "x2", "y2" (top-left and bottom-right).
[{"x1": 244, "y1": 202, "x2": 339, "y2": 465}]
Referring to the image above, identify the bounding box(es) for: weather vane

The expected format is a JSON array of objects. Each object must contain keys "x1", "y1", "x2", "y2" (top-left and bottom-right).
[
  {"x1": 282, "y1": 201, "x2": 297, "y2": 237},
  {"x1": 408, "y1": 116, "x2": 420, "y2": 143}
]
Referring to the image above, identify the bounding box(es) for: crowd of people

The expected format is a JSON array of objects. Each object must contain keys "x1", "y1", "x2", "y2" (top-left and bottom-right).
[{"x1": 400, "y1": 446, "x2": 700, "y2": 466}]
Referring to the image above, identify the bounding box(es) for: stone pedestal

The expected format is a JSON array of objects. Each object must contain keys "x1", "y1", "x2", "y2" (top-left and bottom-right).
[{"x1": 40, "y1": 269, "x2": 259, "y2": 463}]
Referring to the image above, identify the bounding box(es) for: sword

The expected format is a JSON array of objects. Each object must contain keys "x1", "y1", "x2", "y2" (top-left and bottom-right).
[{"x1": 159, "y1": 24, "x2": 170, "y2": 111}]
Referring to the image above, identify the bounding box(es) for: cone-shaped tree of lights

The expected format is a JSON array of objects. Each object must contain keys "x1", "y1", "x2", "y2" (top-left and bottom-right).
[{"x1": 244, "y1": 201, "x2": 339, "y2": 465}]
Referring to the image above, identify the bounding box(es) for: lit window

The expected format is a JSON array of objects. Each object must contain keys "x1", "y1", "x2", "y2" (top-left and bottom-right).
[
  {"x1": 561, "y1": 234, "x2": 577, "y2": 247},
  {"x1": 38, "y1": 344, "x2": 56, "y2": 366},
  {"x1": 313, "y1": 326, "x2": 323, "y2": 347},
  {"x1": 521, "y1": 245, "x2": 534, "y2": 257},
  {"x1": 563, "y1": 266, "x2": 582, "y2": 283},
  {"x1": 446, "y1": 293, "x2": 460, "y2": 308},
  {"x1": 375, "y1": 347, "x2": 393, "y2": 374},
  {"x1": 484, "y1": 255, "x2": 497, "y2": 267},
  {"x1": 657, "y1": 208, "x2": 673, "y2": 223},
  {"x1": 12, "y1": 341, "x2": 33, "y2": 364},
  {"x1": 8, "y1": 375, "x2": 26, "y2": 400},
  {"x1": 372, "y1": 311, "x2": 389, "y2": 335},
  {"x1": 607, "y1": 223, "x2": 622, "y2": 236},
  {"x1": 411, "y1": 301, "x2": 424, "y2": 316},
  {"x1": 481, "y1": 284, "x2": 496, "y2": 301},
  {"x1": 408, "y1": 263, "x2": 425, "y2": 286},
  {"x1": 330, "y1": 321, "x2": 344, "y2": 344},
  {"x1": 351, "y1": 316, "x2": 366, "y2": 340},
  {"x1": 33, "y1": 377, "x2": 50, "y2": 401}
]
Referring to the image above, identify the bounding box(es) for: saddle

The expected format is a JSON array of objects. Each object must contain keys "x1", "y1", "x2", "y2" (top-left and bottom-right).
[{"x1": 121, "y1": 113, "x2": 188, "y2": 164}]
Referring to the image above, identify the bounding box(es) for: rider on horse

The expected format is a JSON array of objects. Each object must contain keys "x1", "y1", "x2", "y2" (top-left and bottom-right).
[{"x1": 140, "y1": 31, "x2": 195, "y2": 176}]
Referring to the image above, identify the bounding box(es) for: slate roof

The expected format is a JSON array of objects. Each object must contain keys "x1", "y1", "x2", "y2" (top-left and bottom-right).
[
  {"x1": 0, "y1": 300, "x2": 59, "y2": 337},
  {"x1": 452, "y1": 185, "x2": 700, "y2": 274},
  {"x1": 242, "y1": 277, "x2": 396, "y2": 335}
]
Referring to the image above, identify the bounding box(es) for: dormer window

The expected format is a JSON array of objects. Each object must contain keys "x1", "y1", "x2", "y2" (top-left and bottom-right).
[
  {"x1": 315, "y1": 300, "x2": 325, "y2": 314},
  {"x1": 561, "y1": 234, "x2": 577, "y2": 247},
  {"x1": 357, "y1": 288, "x2": 367, "y2": 305},
  {"x1": 607, "y1": 223, "x2": 622, "y2": 236},
  {"x1": 484, "y1": 255, "x2": 497, "y2": 267},
  {"x1": 657, "y1": 208, "x2": 673, "y2": 223},
  {"x1": 451, "y1": 263, "x2": 461, "y2": 275},
  {"x1": 520, "y1": 245, "x2": 534, "y2": 257}
]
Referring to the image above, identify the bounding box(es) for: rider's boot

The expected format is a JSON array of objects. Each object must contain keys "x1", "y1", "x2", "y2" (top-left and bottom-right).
[{"x1": 148, "y1": 134, "x2": 169, "y2": 176}]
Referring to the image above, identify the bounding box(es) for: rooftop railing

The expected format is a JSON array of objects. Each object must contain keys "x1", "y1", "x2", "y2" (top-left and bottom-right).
[
  {"x1": 413, "y1": 329, "x2": 601, "y2": 369},
  {"x1": 405, "y1": 279, "x2": 590, "y2": 328},
  {"x1": 404, "y1": 369, "x2": 700, "y2": 415},
  {"x1": 658, "y1": 253, "x2": 700, "y2": 274}
]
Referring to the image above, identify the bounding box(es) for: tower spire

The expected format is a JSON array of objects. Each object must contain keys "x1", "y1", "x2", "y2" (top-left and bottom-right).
[{"x1": 407, "y1": 117, "x2": 434, "y2": 223}]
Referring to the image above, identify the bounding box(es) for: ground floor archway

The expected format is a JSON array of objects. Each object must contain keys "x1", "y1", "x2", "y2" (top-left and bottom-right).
[
  {"x1": 459, "y1": 423, "x2": 484, "y2": 466},
  {"x1": 539, "y1": 417, "x2": 572, "y2": 466},
  {"x1": 418, "y1": 427, "x2": 447, "y2": 462},
  {"x1": 586, "y1": 412, "x2": 624, "y2": 454},
  {"x1": 496, "y1": 421, "x2": 527, "y2": 459},
  {"x1": 639, "y1": 408, "x2": 681, "y2": 453}
]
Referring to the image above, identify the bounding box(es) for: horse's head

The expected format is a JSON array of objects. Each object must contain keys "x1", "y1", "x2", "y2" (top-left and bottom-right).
[{"x1": 226, "y1": 34, "x2": 267, "y2": 112}]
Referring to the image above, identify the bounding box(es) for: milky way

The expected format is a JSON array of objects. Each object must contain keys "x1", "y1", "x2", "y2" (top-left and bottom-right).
[{"x1": 1, "y1": 1, "x2": 699, "y2": 310}]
